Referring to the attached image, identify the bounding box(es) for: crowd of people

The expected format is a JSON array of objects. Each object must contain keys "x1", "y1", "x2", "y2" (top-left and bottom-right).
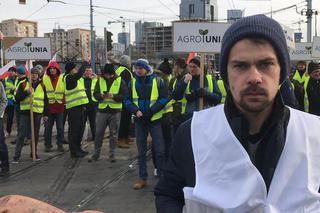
[{"x1": 0, "y1": 17, "x2": 320, "y2": 203}]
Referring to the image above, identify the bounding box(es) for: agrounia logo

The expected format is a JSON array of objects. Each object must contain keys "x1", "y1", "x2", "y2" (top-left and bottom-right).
[
  {"x1": 177, "y1": 29, "x2": 221, "y2": 43},
  {"x1": 7, "y1": 42, "x2": 48, "y2": 53}
]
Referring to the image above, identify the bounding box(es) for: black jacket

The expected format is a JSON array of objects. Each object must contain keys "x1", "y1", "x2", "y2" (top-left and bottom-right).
[{"x1": 154, "y1": 92, "x2": 290, "y2": 213}]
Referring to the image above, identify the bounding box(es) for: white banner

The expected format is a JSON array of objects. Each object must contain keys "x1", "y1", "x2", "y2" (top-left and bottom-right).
[
  {"x1": 0, "y1": 60, "x2": 15, "y2": 75},
  {"x1": 173, "y1": 22, "x2": 231, "y2": 53},
  {"x1": 280, "y1": 23, "x2": 295, "y2": 50},
  {"x1": 289, "y1": 42, "x2": 316, "y2": 61},
  {"x1": 4, "y1": 37, "x2": 51, "y2": 60},
  {"x1": 312, "y1": 36, "x2": 320, "y2": 58}
]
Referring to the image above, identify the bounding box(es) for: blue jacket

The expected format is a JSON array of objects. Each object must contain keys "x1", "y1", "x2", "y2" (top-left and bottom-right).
[
  {"x1": 124, "y1": 72, "x2": 168, "y2": 121},
  {"x1": 172, "y1": 75, "x2": 221, "y2": 116}
]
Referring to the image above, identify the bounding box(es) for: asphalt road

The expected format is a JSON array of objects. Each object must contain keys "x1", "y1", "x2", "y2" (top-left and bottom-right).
[{"x1": 0, "y1": 123, "x2": 157, "y2": 213}]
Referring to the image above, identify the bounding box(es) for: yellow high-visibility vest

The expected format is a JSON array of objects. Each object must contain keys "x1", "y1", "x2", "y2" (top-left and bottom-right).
[
  {"x1": 293, "y1": 70, "x2": 308, "y2": 84},
  {"x1": 91, "y1": 77, "x2": 98, "y2": 102},
  {"x1": 4, "y1": 77, "x2": 15, "y2": 100},
  {"x1": 132, "y1": 77, "x2": 163, "y2": 121},
  {"x1": 115, "y1": 66, "x2": 133, "y2": 80},
  {"x1": 18, "y1": 81, "x2": 44, "y2": 113},
  {"x1": 43, "y1": 74, "x2": 64, "y2": 104},
  {"x1": 64, "y1": 75, "x2": 88, "y2": 109},
  {"x1": 303, "y1": 76, "x2": 311, "y2": 112},
  {"x1": 163, "y1": 74, "x2": 174, "y2": 114},
  {"x1": 98, "y1": 77, "x2": 122, "y2": 109},
  {"x1": 217, "y1": 79, "x2": 227, "y2": 104}
]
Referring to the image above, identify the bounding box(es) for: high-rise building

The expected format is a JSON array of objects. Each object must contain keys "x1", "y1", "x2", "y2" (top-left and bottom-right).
[
  {"x1": 44, "y1": 29, "x2": 68, "y2": 61},
  {"x1": 118, "y1": 32, "x2": 130, "y2": 48},
  {"x1": 45, "y1": 28, "x2": 95, "y2": 61},
  {"x1": 179, "y1": 0, "x2": 218, "y2": 21},
  {"x1": 227, "y1": 9, "x2": 243, "y2": 23},
  {"x1": 135, "y1": 21, "x2": 163, "y2": 48},
  {"x1": 0, "y1": 19, "x2": 38, "y2": 37}
]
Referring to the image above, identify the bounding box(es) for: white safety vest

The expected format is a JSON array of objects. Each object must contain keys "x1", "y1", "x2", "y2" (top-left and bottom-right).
[{"x1": 183, "y1": 105, "x2": 320, "y2": 213}]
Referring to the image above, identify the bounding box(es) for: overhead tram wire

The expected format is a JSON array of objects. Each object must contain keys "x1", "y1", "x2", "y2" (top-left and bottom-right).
[
  {"x1": 156, "y1": 0, "x2": 180, "y2": 17},
  {"x1": 25, "y1": 2, "x2": 49, "y2": 19}
]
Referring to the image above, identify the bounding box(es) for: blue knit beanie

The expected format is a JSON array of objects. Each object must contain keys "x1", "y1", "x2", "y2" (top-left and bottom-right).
[
  {"x1": 135, "y1": 59, "x2": 152, "y2": 72},
  {"x1": 16, "y1": 65, "x2": 27, "y2": 75},
  {"x1": 219, "y1": 14, "x2": 289, "y2": 85}
]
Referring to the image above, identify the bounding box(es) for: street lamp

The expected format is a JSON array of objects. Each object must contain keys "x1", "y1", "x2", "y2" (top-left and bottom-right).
[{"x1": 47, "y1": 0, "x2": 66, "y2": 4}]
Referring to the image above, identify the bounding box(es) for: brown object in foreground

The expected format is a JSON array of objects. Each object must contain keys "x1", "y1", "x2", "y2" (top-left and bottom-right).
[
  {"x1": 0, "y1": 195, "x2": 103, "y2": 213},
  {"x1": 133, "y1": 180, "x2": 147, "y2": 190}
]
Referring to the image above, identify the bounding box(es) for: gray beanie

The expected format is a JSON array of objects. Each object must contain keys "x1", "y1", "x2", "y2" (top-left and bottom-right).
[
  {"x1": 219, "y1": 14, "x2": 289, "y2": 85},
  {"x1": 119, "y1": 55, "x2": 131, "y2": 68}
]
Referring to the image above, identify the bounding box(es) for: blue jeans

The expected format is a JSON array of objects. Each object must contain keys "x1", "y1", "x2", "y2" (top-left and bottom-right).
[
  {"x1": 0, "y1": 118, "x2": 9, "y2": 171},
  {"x1": 135, "y1": 119, "x2": 165, "y2": 181},
  {"x1": 44, "y1": 113, "x2": 64, "y2": 147}
]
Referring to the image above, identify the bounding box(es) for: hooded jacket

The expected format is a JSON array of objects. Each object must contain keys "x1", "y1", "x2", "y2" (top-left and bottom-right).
[
  {"x1": 44, "y1": 61, "x2": 64, "y2": 113},
  {"x1": 124, "y1": 70, "x2": 168, "y2": 122}
]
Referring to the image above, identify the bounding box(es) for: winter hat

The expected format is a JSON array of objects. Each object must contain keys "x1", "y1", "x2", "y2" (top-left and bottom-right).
[
  {"x1": 65, "y1": 62, "x2": 76, "y2": 74},
  {"x1": 308, "y1": 61, "x2": 320, "y2": 74},
  {"x1": 31, "y1": 67, "x2": 40, "y2": 74},
  {"x1": 16, "y1": 65, "x2": 27, "y2": 75},
  {"x1": 135, "y1": 59, "x2": 152, "y2": 72},
  {"x1": 8, "y1": 66, "x2": 16, "y2": 72},
  {"x1": 119, "y1": 55, "x2": 131, "y2": 68},
  {"x1": 107, "y1": 52, "x2": 120, "y2": 64},
  {"x1": 189, "y1": 57, "x2": 200, "y2": 67},
  {"x1": 174, "y1": 58, "x2": 187, "y2": 69},
  {"x1": 103, "y1": 63, "x2": 115, "y2": 74},
  {"x1": 219, "y1": 14, "x2": 289, "y2": 85},
  {"x1": 158, "y1": 58, "x2": 172, "y2": 75},
  {"x1": 35, "y1": 64, "x2": 43, "y2": 71}
]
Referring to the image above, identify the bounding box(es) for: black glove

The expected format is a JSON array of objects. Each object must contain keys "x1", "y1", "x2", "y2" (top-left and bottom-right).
[
  {"x1": 197, "y1": 88, "x2": 206, "y2": 97},
  {"x1": 186, "y1": 91, "x2": 197, "y2": 101},
  {"x1": 143, "y1": 110, "x2": 153, "y2": 121}
]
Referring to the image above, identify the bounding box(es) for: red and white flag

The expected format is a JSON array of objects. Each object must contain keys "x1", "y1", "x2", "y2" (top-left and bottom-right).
[{"x1": 0, "y1": 60, "x2": 16, "y2": 79}]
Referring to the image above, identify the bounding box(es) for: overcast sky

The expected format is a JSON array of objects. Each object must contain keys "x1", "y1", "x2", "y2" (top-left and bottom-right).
[{"x1": 0, "y1": 0, "x2": 319, "y2": 42}]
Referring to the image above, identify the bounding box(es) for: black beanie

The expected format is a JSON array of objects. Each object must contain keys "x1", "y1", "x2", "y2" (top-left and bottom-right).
[
  {"x1": 219, "y1": 14, "x2": 289, "y2": 85},
  {"x1": 308, "y1": 61, "x2": 320, "y2": 74},
  {"x1": 189, "y1": 57, "x2": 200, "y2": 67},
  {"x1": 65, "y1": 62, "x2": 76, "y2": 74},
  {"x1": 103, "y1": 63, "x2": 115, "y2": 74},
  {"x1": 158, "y1": 58, "x2": 172, "y2": 75}
]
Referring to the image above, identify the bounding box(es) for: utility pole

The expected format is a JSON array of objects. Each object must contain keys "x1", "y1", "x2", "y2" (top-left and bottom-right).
[
  {"x1": 307, "y1": 0, "x2": 312, "y2": 42},
  {"x1": 90, "y1": 0, "x2": 95, "y2": 72}
]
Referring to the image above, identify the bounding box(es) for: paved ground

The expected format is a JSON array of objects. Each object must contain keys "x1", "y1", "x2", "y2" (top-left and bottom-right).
[{"x1": 0, "y1": 121, "x2": 157, "y2": 213}]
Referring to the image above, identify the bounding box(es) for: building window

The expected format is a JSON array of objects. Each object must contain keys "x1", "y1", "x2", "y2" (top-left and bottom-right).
[
  {"x1": 189, "y1": 4, "x2": 194, "y2": 16},
  {"x1": 210, "y1": 6, "x2": 214, "y2": 21}
]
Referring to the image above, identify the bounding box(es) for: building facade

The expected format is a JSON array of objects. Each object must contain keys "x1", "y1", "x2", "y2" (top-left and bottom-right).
[
  {"x1": 179, "y1": 0, "x2": 218, "y2": 21},
  {"x1": 44, "y1": 29, "x2": 68, "y2": 61},
  {"x1": 227, "y1": 9, "x2": 243, "y2": 23},
  {"x1": 0, "y1": 19, "x2": 38, "y2": 37},
  {"x1": 118, "y1": 32, "x2": 130, "y2": 48}
]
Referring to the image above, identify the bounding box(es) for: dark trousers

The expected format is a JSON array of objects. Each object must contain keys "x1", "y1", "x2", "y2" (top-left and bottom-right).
[
  {"x1": 118, "y1": 109, "x2": 131, "y2": 140},
  {"x1": 14, "y1": 112, "x2": 42, "y2": 159},
  {"x1": 0, "y1": 118, "x2": 9, "y2": 171},
  {"x1": 15, "y1": 106, "x2": 31, "y2": 140},
  {"x1": 84, "y1": 108, "x2": 96, "y2": 140},
  {"x1": 4, "y1": 105, "x2": 14, "y2": 134},
  {"x1": 44, "y1": 113, "x2": 64, "y2": 147},
  {"x1": 67, "y1": 106, "x2": 85, "y2": 155}
]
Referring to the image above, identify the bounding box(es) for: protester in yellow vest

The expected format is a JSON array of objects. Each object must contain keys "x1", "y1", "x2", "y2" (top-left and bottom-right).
[
  {"x1": 172, "y1": 57, "x2": 222, "y2": 121},
  {"x1": 291, "y1": 60, "x2": 307, "y2": 110},
  {"x1": 169, "y1": 58, "x2": 189, "y2": 133},
  {"x1": 12, "y1": 66, "x2": 48, "y2": 163},
  {"x1": 88, "y1": 63, "x2": 127, "y2": 163},
  {"x1": 303, "y1": 61, "x2": 320, "y2": 115},
  {"x1": 83, "y1": 65, "x2": 98, "y2": 142},
  {"x1": 64, "y1": 61, "x2": 89, "y2": 158},
  {"x1": 116, "y1": 55, "x2": 134, "y2": 149},
  {"x1": 124, "y1": 59, "x2": 168, "y2": 190},
  {"x1": 3, "y1": 66, "x2": 17, "y2": 137},
  {"x1": 43, "y1": 60, "x2": 65, "y2": 153}
]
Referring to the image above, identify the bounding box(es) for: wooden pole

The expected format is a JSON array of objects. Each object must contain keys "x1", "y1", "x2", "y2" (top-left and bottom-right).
[
  {"x1": 199, "y1": 53, "x2": 205, "y2": 110},
  {"x1": 27, "y1": 60, "x2": 36, "y2": 161}
]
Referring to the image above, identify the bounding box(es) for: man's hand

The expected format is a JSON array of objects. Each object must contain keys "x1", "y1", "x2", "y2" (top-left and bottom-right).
[
  {"x1": 184, "y1": 74, "x2": 192, "y2": 84},
  {"x1": 136, "y1": 110, "x2": 143, "y2": 118},
  {"x1": 103, "y1": 92, "x2": 113, "y2": 99},
  {"x1": 27, "y1": 88, "x2": 33, "y2": 94}
]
